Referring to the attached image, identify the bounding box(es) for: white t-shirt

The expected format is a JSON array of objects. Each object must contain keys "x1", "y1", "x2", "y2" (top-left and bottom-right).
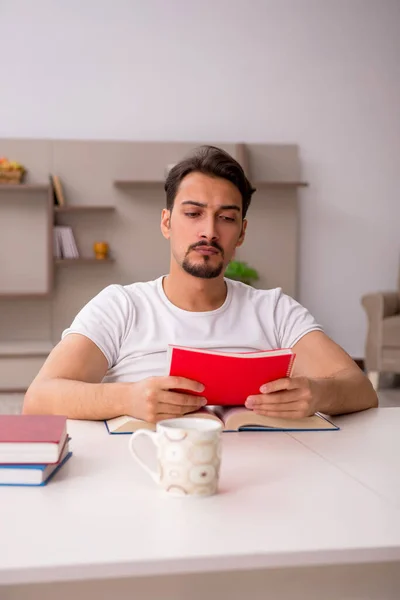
[{"x1": 62, "y1": 276, "x2": 322, "y2": 383}]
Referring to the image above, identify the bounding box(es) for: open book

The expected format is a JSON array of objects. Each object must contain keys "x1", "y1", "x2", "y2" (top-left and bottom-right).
[
  {"x1": 105, "y1": 408, "x2": 338, "y2": 434},
  {"x1": 167, "y1": 345, "x2": 296, "y2": 406}
]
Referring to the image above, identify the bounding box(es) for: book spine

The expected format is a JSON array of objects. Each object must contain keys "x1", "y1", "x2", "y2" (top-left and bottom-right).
[{"x1": 286, "y1": 353, "x2": 296, "y2": 377}]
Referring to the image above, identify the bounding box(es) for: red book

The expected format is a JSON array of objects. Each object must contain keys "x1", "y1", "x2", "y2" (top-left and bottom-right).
[
  {"x1": 167, "y1": 345, "x2": 296, "y2": 406},
  {"x1": 0, "y1": 415, "x2": 67, "y2": 464}
]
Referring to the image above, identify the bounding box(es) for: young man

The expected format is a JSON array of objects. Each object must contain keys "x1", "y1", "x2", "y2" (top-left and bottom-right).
[{"x1": 23, "y1": 146, "x2": 377, "y2": 421}]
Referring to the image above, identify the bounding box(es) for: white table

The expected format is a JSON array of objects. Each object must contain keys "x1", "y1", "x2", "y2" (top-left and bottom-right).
[{"x1": 1, "y1": 408, "x2": 400, "y2": 600}]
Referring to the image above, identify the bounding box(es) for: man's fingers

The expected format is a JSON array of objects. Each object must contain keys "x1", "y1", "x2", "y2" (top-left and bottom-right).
[
  {"x1": 155, "y1": 403, "x2": 186, "y2": 416},
  {"x1": 156, "y1": 401, "x2": 204, "y2": 415},
  {"x1": 162, "y1": 376, "x2": 205, "y2": 393},
  {"x1": 260, "y1": 377, "x2": 307, "y2": 394},
  {"x1": 253, "y1": 402, "x2": 302, "y2": 412},
  {"x1": 154, "y1": 413, "x2": 180, "y2": 422},
  {"x1": 260, "y1": 378, "x2": 292, "y2": 394},
  {"x1": 159, "y1": 390, "x2": 207, "y2": 408},
  {"x1": 246, "y1": 390, "x2": 301, "y2": 407}
]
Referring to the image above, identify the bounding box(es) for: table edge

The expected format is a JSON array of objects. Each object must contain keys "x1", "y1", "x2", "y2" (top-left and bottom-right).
[{"x1": 1, "y1": 546, "x2": 400, "y2": 586}]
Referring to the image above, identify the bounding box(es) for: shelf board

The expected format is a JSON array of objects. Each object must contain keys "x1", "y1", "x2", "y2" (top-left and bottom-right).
[
  {"x1": 0, "y1": 292, "x2": 52, "y2": 299},
  {"x1": 54, "y1": 205, "x2": 116, "y2": 212},
  {"x1": 0, "y1": 183, "x2": 50, "y2": 193},
  {"x1": 114, "y1": 180, "x2": 164, "y2": 188},
  {"x1": 114, "y1": 180, "x2": 308, "y2": 189},
  {"x1": 0, "y1": 340, "x2": 53, "y2": 357},
  {"x1": 254, "y1": 181, "x2": 308, "y2": 188},
  {"x1": 55, "y1": 258, "x2": 115, "y2": 265}
]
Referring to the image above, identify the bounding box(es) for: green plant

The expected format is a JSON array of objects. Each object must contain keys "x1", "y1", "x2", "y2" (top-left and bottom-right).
[{"x1": 224, "y1": 260, "x2": 259, "y2": 286}]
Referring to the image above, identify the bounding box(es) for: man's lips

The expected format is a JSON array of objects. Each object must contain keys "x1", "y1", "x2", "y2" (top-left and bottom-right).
[{"x1": 193, "y1": 246, "x2": 219, "y2": 255}]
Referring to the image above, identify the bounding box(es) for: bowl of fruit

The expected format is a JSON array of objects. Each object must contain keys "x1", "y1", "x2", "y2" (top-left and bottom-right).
[{"x1": 0, "y1": 157, "x2": 26, "y2": 184}]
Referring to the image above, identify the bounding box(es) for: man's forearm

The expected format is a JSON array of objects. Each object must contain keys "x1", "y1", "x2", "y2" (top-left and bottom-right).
[
  {"x1": 312, "y1": 369, "x2": 378, "y2": 416},
  {"x1": 23, "y1": 378, "x2": 132, "y2": 420}
]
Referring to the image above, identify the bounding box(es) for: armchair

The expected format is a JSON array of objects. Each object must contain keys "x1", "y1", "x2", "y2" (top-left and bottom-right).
[{"x1": 361, "y1": 290, "x2": 400, "y2": 389}]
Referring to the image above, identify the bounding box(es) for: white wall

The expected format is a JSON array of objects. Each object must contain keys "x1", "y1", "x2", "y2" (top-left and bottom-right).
[{"x1": 2, "y1": 0, "x2": 400, "y2": 357}]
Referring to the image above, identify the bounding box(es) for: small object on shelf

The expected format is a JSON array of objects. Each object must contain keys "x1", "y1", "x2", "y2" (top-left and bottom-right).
[
  {"x1": 0, "y1": 157, "x2": 26, "y2": 184},
  {"x1": 50, "y1": 175, "x2": 66, "y2": 206},
  {"x1": 54, "y1": 226, "x2": 79, "y2": 259},
  {"x1": 55, "y1": 258, "x2": 114, "y2": 265},
  {"x1": 93, "y1": 241, "x2": 110, "y2": 260}
]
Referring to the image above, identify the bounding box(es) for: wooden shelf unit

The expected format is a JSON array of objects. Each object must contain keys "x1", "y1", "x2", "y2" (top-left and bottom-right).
[
  {"x1": 0, "y1": 183, "x2": 50, "y2": 193},
  {"x1": 0, "y1": 340, "x2": 53, "y2": 393},
  {"x1": 0, "y1": 182, "x2": 53, "y2": 298},
  {"x1": 54, "y1": 258, "x2": 115, "y2": 266},
  {"x1": 0, "y1": 292, "x2": 53, "y2": 299},
  {"x1": 0, "y1": 341, "x2": 53, "y2": 358},
  {"x1": 53, "y1": 203, "x2": 116, "y2": 264},
  {"x1": 54, "y1": 205, "x2": 116, "y2": 213},
  {"x1": 113, "y1": 141, "x2": 308, "y2": 190},
  {"x1": 254, "y1": 181, "x2": 308, "y2": 188},
  {"x1": 114, "y1": 178, "x2": 308, "y2": 189},
  {"x1": 114, "y1": 180, "x2": 164, "y2": 188}
]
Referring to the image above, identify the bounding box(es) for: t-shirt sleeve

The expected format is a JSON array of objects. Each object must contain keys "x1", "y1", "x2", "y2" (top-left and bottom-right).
[
  {"x1": 273, "y1": 288, "x2": 323, "y2": 348},
  {"x1": 61, "y1": 285, "x2": 133, "y2": 368}
]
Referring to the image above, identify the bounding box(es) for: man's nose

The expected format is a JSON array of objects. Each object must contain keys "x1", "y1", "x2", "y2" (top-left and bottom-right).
[{"x1": 200, "y1": 217, "x2": 219, "y2": 241}]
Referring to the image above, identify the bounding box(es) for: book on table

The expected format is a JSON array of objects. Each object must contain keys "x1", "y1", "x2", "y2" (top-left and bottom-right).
[
  {"x1": 105, "y1": 407, "x2": 338, "y2": 434},
  {"x1": 0, "y1": 415, "x2": 68, "y2": 464}
]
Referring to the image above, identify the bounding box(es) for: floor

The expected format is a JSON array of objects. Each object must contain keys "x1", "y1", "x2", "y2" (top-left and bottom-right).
[{"x1": 1, "y1": 385, "x2": 400, "y2": 414}]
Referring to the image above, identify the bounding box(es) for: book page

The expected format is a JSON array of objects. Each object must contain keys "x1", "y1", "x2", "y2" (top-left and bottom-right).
[
  {"x1": 185, "y1": 409, "x2": 223, "y2": 425},
  {"x1": 105, "y1": 410, "x2": 223, "y2": 434},
  {"x1": 106, "y1": 415, "x2": 155, "y2": 434},
  {"x1": 168, "y1": 344, "x2": 294, "y2": 359},
  {"x1": 221, "y1": 407, "x2": 337, "y2": 431}
]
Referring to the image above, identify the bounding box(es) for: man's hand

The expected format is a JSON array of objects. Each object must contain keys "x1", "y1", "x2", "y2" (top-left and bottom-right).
[
  {"x1": 130, "y1": 376, "x2": 207, "y2": 423},
  {"x1": 245, "y1": 377, "x2": 318, "y2": 419}
]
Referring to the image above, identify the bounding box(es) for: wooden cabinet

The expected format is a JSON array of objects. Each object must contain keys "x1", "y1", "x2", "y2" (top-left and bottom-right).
[{"x1": 0, "y1": 184, "x2": 53, "y2": 297}]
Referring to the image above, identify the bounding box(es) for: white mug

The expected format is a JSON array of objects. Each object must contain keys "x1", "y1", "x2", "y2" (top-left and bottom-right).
[{"x1": 129, "y1": 417, "x2": 223, "y2": 497}]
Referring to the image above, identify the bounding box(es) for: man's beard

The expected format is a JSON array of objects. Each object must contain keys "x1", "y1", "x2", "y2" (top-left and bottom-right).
[{"x1": 181, "y1": 241, "x2": 225, "y2": 279}]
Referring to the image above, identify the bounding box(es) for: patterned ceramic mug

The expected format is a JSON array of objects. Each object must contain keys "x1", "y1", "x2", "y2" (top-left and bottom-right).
[{"x1": 129, "y1": 418, "x2": 223, "y2": 496}]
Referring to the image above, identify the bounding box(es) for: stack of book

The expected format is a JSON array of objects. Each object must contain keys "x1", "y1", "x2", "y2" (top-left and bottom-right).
[
  {"x1": 53, "y1": 226, "x2": 80, "y2": 259},
  {"x1": 0, "y1": 415, "x2": 72, "y2": 486}
]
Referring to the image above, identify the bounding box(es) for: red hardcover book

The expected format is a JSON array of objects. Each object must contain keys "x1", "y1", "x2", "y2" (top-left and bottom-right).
[
  {"x1": 167, "y1": 345, "x2": 296, "y2": 406},
  {"x1": 0, "y1": 415, "x2": 67, "y2": 464}
]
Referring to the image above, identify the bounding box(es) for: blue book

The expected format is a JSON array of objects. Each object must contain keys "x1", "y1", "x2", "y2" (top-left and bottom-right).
[{"x1": 0, "y1": 443, "x2": 72, "y2": 487}]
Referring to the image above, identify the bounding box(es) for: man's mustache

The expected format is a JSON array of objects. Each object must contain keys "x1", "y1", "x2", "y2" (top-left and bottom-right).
[{"x1": 188, "y1": 241, "x2": 224, "y2": 257}]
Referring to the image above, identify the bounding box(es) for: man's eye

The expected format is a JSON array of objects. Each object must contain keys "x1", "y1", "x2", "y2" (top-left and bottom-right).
[
  {"x1": 220, "y1": 216, "x2": 236, "y2": 222},
  {"x1": 185, "y1": 212, "x2": 199, "y2": 218}
]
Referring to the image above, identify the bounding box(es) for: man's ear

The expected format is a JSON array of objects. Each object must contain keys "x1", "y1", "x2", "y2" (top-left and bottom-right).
[
  {"x1": 160, "y1": 208, "x2": 171, "y2": 239},
  {"x1": 236, "y1": 219, "x2": 247, "y2": 248}
]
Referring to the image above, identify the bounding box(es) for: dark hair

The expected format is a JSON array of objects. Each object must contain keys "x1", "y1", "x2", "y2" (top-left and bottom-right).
[{"x1": 164, "y1": 145, "x2": 256, "y2": 218}]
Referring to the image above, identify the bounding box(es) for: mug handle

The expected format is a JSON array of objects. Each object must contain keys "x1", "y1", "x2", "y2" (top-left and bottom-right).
[{"x1": 129, "y1": 430, "x2": 160, "y2": 483}]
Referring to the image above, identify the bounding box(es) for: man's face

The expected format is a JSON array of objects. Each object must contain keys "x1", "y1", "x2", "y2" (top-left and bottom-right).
[{"x1": 161, "y1": 172, "x2": 247, "y2": 279}]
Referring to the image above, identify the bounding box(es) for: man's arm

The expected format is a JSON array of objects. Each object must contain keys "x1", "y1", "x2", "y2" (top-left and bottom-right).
[
  {"x1": 245, "y1": 331, "x2": 378, "y2": 417},
  {"x1": 291, "y1": 330, "x2": 378, "y2": 415},
  {"x1": 23, "y1": 334, "x2": 206, "y2": 421},
  {"x1": 23, "y1": 334, "x2": 129, "y2": 419}
]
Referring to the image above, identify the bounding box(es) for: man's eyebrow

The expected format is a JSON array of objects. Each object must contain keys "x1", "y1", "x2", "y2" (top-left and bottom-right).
[{"x1": 181, "y1": 201, "x2": 241, "y2": 212}]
